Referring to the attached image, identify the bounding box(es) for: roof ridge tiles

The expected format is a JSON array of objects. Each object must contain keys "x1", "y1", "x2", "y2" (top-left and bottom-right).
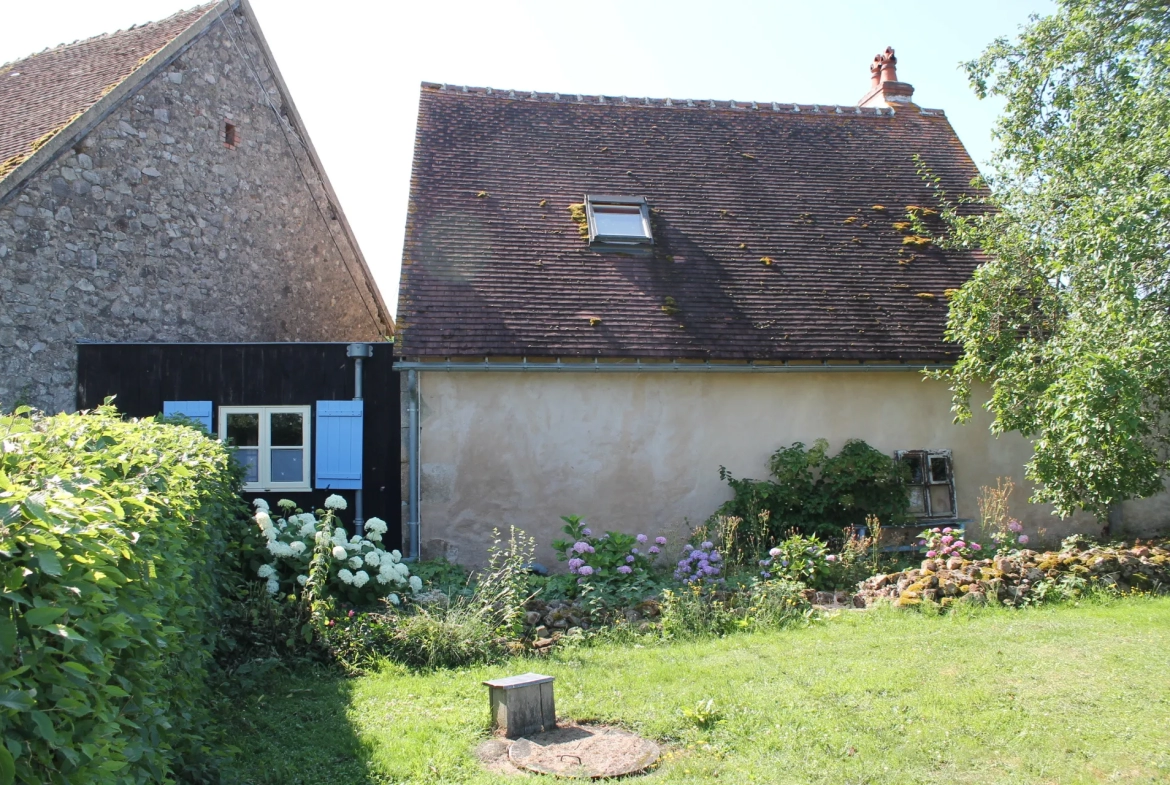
[{"x1": 418, "y1": 82, "x2": 945, "y2": 116}]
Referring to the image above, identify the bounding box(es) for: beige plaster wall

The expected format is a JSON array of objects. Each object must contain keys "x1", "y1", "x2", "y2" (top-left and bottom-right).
[{"x1": 416, "y1": 371, "x2": 1169, "y2": 567}]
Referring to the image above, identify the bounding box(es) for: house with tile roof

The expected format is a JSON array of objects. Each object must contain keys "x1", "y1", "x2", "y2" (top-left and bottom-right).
[
  {"x1": 0, "y1": 1, "x2": 392, "y2": 414},
  {"x1": 396, "y1": 49, "x2": 1166, "y2": 565}
]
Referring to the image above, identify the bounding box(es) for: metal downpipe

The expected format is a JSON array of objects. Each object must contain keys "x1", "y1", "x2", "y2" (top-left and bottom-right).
[{"x1": 406, "y1": 369, "x2": 420, "y2": 560}]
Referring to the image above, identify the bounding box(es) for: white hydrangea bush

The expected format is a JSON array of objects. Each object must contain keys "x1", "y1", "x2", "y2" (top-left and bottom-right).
[{"x1": 252, "y1": 495, "x2": 421, "y2": 605}]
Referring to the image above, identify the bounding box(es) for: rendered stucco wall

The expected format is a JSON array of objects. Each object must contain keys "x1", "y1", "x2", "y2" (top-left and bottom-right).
[
  {"x1": 0, "y1": 10, "x2": 387, "y2": 414},
  {"x1": 416, "y1": 371, "x2": 1169, "y2": 567}
]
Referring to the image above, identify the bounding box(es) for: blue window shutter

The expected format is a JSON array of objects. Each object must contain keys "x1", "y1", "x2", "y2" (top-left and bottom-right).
[
  {"x1": 315, "y1": 400, "x2": 363, "y2": 490},
  {"x1": 163, "y1": 400, "x2": 213, "y2": 431}
]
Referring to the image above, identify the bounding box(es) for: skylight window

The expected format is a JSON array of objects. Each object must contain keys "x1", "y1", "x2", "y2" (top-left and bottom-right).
[{"x1": 585, "y1": 195, "x2": 652, "y2": 247}]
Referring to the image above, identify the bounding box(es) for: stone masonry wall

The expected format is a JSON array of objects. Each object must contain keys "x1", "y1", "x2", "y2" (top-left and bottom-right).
[{"x1": 0, "y1": 9, "x2": 388, "y2": 413}]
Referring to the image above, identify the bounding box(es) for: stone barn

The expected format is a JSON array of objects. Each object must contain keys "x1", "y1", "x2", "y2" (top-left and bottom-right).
[{"x1": 0, "y1": 0, "x2": 392, "y2": 414}]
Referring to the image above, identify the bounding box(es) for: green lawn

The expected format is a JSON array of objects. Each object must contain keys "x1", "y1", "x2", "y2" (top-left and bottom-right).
[{"x1": 221, "y1": 598, "x2": 1170, "y2": 784}]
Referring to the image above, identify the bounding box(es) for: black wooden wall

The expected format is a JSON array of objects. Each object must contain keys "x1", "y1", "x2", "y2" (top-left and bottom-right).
[{"x1": 76, "y1": 342, "x2": 401, "y2": 547}]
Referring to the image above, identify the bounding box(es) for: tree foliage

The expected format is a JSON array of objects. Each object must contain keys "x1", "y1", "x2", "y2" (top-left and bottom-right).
[{"x1": 930, "y1": 0, "x2": 1170, "y2": 518}]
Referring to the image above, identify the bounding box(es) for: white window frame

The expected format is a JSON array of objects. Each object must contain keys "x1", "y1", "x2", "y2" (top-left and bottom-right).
[
  {"x1": 218, "y1": 405, "x2": 312, "y2": 492},
  {"x1": 896, "y1": 449, "x2": 956, "y2": 519}
]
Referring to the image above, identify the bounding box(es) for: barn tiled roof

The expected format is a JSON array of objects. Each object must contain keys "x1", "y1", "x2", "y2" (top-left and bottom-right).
[
  {"x1": 0, "y1": 3, "x2": 215, "y2": 182},
  {"x1": 398, "y1": 83, "x2": 987, "y2": 362}
]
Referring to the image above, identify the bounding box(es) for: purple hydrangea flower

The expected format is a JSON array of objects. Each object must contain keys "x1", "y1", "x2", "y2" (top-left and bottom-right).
[
  {"x1": 582, "y1": 528, "x2": 592, "y2": 536},
  {"x1": 568, "y1": 558, "x2": 584, "y2": 571},
  {"x1": 710, "y1": 552, "x2": 722, "y2": 562},
  {"x1": 617, "y1": 565, "x2": 632, "y2": 575},
  {"x1": 1008, "y1": 520, "x2": 1023, "y2": 533},
  {"x1": 625, "y1": 554, "x2": 636, "y2": 563},
  {"x1": 761, "y1": 571, "x2": 772, "y2": 579},
  {"x1": 578, "y1": 565, "x2": 594, "y2": 576},
  {"x1": 655, "y1": 536, "x2": 667, "y2": 546},
  {"x1": 1018, "y1": 534, "x2": 1029, "y2": 545},
  {"x1": 573, "y1": 541, "x2": 589, "y2": 554},
  {"x1": 648, "y1": 545, "x2": 660, "y2": 554},
  {"x1": 701, "y1": 541, "x2": 714, "y2": 550},
  {"x1": 769, "y1": 547, "x2": 782, "y2": 558},
  {"x1": 678, "y1": 560, "x2": 690, "y2": 569},
  {"x1": 636, "y1": 534, "x2": 648, "y2": 543},
  {"x1": 971, "y1": 542, "x2": 982, "y2": 551}
]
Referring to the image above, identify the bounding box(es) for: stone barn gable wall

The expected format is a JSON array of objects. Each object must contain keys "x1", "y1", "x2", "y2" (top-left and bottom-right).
[{"x1": 0, "y1": 8, "x2": 388, "y2": 413}]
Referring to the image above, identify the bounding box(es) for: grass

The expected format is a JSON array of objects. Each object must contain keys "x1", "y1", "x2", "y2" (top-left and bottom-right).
[{"x1": 220, "y1": 597, "x2": 1170, "y2": 784}]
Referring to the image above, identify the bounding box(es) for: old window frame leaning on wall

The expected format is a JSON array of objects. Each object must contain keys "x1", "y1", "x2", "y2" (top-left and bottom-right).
[
  {"x1": 584, "y1": 194, "x2": 653, "y2": 247},
  {"x1": 218, "y1": 405, "x2": 313, "y2": 492},
  {"x1": 896, "y1": 449, "x2": 956, "y2": 519}
]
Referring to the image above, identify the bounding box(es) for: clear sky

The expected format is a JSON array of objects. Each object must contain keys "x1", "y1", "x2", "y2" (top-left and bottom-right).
[{"x1": 1, "y1": 0, "x2": 1054, "y2": 317}]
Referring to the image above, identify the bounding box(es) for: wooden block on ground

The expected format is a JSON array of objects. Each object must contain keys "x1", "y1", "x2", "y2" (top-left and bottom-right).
[{"x1": 484, "y1": 673, "x2": 556, "y2": 738}]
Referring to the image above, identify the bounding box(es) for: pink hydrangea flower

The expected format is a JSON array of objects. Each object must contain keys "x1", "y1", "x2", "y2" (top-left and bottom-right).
[
  {"x1": 1018, "y1": 534, "x2": 1029, "y2": 545},
  {"x1": 926, "y1": 550, "x2": 937, "y2": 558}
]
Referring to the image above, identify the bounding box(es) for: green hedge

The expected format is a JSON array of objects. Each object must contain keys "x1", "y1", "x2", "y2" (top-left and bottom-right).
[{"x1": 0, "y1": 405, "x2": 248, "y2": 784}]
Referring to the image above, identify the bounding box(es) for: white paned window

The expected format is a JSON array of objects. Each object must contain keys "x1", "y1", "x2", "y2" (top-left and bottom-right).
[
  {"x1": 219, "y1": 405, "x2": 312, "y2": 492},
  {"x1": 896, "y1": 449, "x2": 956, "y2": 519}
]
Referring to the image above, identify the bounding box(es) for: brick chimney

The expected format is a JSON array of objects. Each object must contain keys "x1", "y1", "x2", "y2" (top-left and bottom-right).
[{"x1": 858, "y1": 47, "x2": 915, "y2": 108}]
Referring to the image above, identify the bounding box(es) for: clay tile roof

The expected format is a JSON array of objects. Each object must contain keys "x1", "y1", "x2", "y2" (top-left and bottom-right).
[
  {"x1": 398, "y1": 84, "x2": 988, "y2": 362},
  {"x1": 0, "y1": 3, "x2": 216, "y2": 182}
]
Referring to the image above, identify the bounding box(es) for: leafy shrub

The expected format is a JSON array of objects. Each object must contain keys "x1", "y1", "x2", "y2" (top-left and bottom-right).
[
  {"x1": 410, "y1": 558, "x2": 471, "y2": 595},
  {"x1": 0, "y1": 404, "x2": 249, "y2": 784},
  {"x1": 759, "y1": 534, "x2": 835, "y2": 589},
  {"x1": 251, "y1": 497, "x2": 420, "y2": 606},
  {"x1": 660, "y1": 579, "x2": 808, "y2": 638},
  {"x1": 326, "y1": 602, "x2": 506, "y2": 672},
  {"x1": 322, "y1": 528, "x2": 534, "y2": 671},
  {"x1": 715, "y1": 438, "x2": 910, "y2": 549},
  {"x1": 552, "y1": 516, "x2": 668, "y2": 604}
]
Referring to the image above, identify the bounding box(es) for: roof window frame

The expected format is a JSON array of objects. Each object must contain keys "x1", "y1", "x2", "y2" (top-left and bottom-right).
[{"x1": 584, "y1": 194, "x2": 653, "y2": 248}]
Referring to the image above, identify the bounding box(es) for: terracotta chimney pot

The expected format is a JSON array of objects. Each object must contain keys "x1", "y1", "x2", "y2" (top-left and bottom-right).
[{"x1": 858, "y1": 46, "x2": 915, "y2": 108}]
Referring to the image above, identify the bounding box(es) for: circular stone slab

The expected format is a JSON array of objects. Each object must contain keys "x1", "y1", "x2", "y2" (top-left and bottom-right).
[{"x1": 508, "y1": 724, "x2": 659, "y2": 779}]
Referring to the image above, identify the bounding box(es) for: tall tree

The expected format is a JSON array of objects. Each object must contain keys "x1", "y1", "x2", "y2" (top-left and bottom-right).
[{"x1": 933, "y1": 0, "x2": 1170, "y2": 521}]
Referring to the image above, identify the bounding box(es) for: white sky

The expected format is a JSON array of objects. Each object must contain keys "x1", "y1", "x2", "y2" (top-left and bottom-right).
[{"x1": 1, "y1": 1, "x2": 1053, "y2": 318}]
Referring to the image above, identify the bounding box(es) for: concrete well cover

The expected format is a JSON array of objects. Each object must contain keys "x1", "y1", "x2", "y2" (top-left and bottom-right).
[{"x1": 508, "y1": 725, "x2": 659, "y2": 779}]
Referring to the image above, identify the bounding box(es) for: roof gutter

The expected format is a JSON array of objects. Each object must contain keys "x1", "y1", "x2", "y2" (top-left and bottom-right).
[{"x1": 393, "y1": 359, "x2": 953, "y2": 373}]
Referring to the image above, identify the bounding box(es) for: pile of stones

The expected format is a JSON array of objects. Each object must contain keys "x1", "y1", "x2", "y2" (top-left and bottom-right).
[
  {"x1": 857, "y1": 539, "x2": 1170, "y2": 608},
  {"x1": 522, "y1": 598, "x2": 663, "y2": 650}
]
